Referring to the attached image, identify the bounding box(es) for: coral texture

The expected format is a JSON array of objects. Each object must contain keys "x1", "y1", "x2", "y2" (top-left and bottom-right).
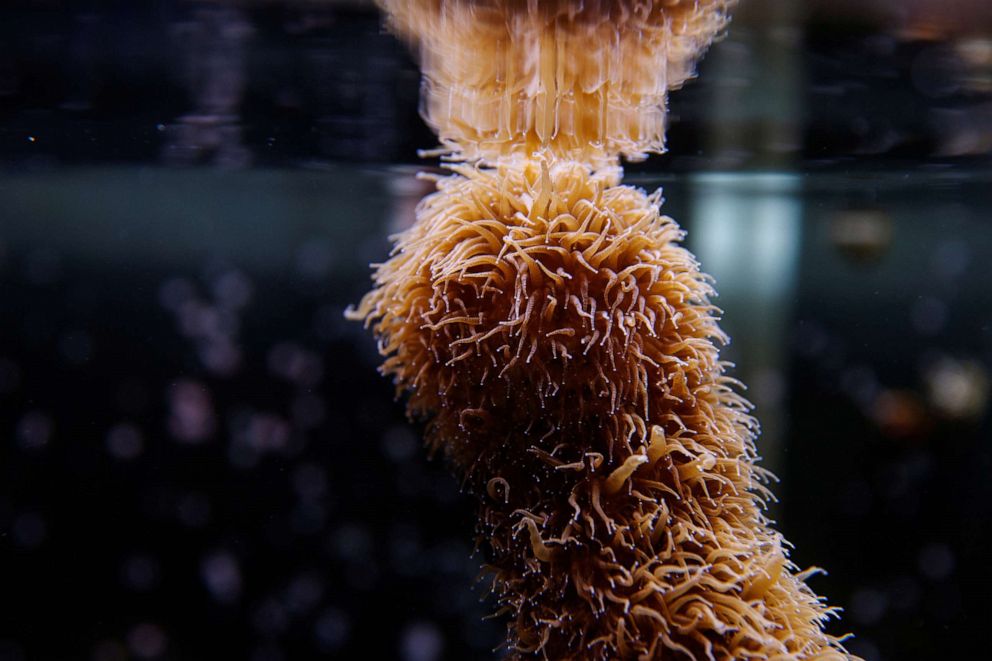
[
  {"x1": 350, "y1": 160, "x2": 853, "y2": 659},
  {"x1": 351, "y1": 1, "x2": 858, "y2": 658}
]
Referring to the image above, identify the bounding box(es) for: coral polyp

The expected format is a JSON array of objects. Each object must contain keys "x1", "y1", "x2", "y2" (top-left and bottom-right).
[
  {"x1": 353, "y1": 160, "x2": 716, "y2": 470},
  {"x1": 351, "y1": 0, "x2": 858, "y2": 658},
  {"x1": 350, "y1": 158, "x2": 852, "y2": 658}
]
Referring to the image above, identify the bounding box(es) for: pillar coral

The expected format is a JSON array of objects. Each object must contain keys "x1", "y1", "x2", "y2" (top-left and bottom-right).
[{"x1": 349, "y1": 1, "x2": 857, "y2": 659}]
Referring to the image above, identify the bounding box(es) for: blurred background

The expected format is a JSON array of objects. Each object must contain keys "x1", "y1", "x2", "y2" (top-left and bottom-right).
[{"x1": 0, "y1": 1, "x2": 990, "y2": 660}]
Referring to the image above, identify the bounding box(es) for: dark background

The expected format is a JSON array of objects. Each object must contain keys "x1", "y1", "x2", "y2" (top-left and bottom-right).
[{"x1": 1, "y1": 2, "x2": 990, "y2": 660}]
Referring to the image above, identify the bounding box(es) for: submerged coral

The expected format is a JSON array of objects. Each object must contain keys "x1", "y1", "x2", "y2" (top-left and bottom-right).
[
  {"x1": 351, "y1": 0, "x2": 857, "y2": 658},
  {"x1": 351, "y1": 159, "x2": 852, "y2": 659}
]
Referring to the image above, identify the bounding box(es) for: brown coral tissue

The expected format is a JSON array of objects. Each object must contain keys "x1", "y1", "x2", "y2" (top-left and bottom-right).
[
  {"x1": 350, "y1": 1, "x2": 859, "y2": 659},
  {"x1": 351, "y1": 160, "x2": 854, "y2": 659},
  {"x1": 382, "y1": 0, "x2": 737, "y2": 164}
]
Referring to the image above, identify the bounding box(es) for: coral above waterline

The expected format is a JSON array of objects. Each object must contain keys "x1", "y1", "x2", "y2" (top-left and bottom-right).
[{"x1": 379, "y1": 0, "x2": 738, "y2": 164}]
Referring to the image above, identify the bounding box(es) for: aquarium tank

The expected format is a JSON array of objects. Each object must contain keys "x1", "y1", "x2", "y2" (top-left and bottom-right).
[{"x1": 0, "y1": 1, "x2": 990, "y2": 660}]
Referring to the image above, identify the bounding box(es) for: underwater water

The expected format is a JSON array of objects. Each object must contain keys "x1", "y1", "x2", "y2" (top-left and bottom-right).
[
  {"x1": 1, "y1": 2, "x2": 991, "y2": 661},
  {"x1": 2, "y1": 166, "x2": 990, "y2": 661}
]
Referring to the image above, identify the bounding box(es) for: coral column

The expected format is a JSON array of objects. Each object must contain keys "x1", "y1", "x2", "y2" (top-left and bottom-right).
[{"x1": 350, "y1": 2, "x2": 856, "y2": 659}]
